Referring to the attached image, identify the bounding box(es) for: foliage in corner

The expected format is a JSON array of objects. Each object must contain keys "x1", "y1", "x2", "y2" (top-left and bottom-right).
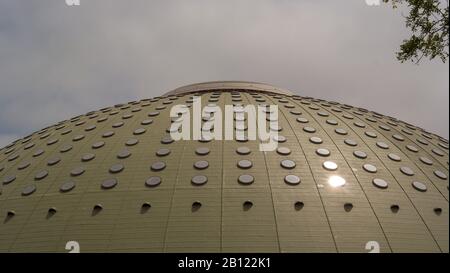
[{"x1": 384, "y1": 0, "x2": 449, "y2": 64}]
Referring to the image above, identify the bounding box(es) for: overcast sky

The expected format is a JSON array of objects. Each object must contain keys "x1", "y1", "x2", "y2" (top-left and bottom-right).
[{"x1": 0, "y1": 0, "x2": 448, "y2": 148}]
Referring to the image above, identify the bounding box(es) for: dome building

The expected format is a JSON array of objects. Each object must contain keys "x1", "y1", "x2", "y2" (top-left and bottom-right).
[{"x1": 0, "y1": 81, "x2": 448, "y2": 253}]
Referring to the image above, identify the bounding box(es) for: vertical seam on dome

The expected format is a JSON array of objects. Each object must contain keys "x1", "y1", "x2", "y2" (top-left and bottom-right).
[
  {"x1": 104, "y1": 101, "x2": 153, "y2": 252},
  {"x1": 220, "y1": 91, "x2": 225, "y2": 252},
  {"x1": 264, "y1": 94, "x2": 339, "y2": 253},
  {"x1": 246, "y1": 92, "x2": 281, "y2": 253},
  {"x1": 162, "y1": 96, "x2": 191, "y2": 253},
  {"x1": 55, "y1": 191, "x2": 85, "y2": 252},
  {"x1": 7, "y1": 194, "x2": 45, "y2": 252}
]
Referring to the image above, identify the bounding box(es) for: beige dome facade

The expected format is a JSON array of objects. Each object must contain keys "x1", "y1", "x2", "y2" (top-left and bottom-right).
[{"x1": 0, "y1": 81, "x2": 448, "y2": 253}]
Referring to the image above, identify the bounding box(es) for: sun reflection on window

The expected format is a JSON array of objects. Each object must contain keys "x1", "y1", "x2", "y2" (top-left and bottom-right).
[{"x1": 328, "y1": 175, "x2": 346, "y2": 187}]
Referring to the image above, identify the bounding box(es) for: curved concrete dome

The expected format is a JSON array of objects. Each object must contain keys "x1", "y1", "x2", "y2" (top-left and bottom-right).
[{"x1": 0, "y1": 81, "x2": 448, "y2": 253}]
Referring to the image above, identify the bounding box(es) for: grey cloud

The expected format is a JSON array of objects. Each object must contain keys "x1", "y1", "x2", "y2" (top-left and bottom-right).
[{"x1": 0, "y1": 0, "x2": 448, "y2": 148}]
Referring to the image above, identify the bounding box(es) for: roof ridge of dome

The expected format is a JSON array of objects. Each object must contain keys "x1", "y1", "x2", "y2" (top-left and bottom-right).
[{"x1": 164, "y1": 81, "x2": 294, "y2": 96}]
